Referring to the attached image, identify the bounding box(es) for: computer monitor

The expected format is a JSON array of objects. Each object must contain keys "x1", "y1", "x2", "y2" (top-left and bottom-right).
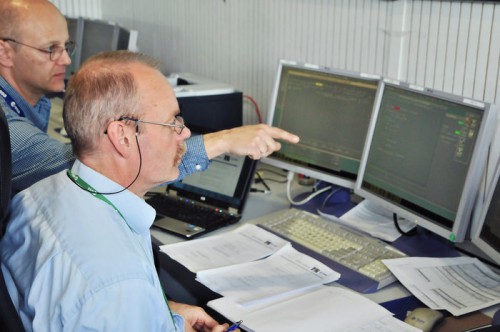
[
  {"x1": 116, "y1": 26, "x2": 131, "y2": 50},
  {"x1": 355, "y1": 80, "x2": 497, "y2": 242},
  {"x1": 79, "y1": 19, "x2": 126, "y2": 66},
  {"x1": 261, "y1": 60, "x2": 381, "y2": 189},
  {"x1": 65, "y1": 17, "x2": 84, "y2": 79},
  {"x1": 460, "y1": 156, "x2": 500, "y2": 266}
]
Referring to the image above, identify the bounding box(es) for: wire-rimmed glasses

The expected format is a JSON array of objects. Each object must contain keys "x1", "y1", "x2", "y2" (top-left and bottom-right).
[
  {"x1": 1, "y1": 38, "x2": 76, "y2": 61},
  {"x1": 119, "y1": 116, "x2": 186, "y2": 135}
]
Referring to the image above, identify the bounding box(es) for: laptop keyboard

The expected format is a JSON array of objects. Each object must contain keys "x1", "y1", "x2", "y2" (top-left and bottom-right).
[
  {"x1": 147, "y1": 193, "x2": 237, "y2": 228},
  {"x1": 256, "y1": 208, "x2": 406, "y2": 293}
]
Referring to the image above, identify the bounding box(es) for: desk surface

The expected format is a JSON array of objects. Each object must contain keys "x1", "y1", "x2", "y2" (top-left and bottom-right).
[
  {"x1": 151, "y1": 166, "x2": 500, "y2": 321},
  {"x1": 152, "y1": 170, "x2": 411, "y2": 304}
]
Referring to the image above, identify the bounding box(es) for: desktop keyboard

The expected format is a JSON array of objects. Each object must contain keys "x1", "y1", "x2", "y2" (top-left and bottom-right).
[{"x1": 255, "y1": 208, "x2": 406, "y2": 293}]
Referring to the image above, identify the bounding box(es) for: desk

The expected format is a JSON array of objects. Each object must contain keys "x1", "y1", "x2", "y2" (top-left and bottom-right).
[
  {"x1": 151, "y1": 165, "x2": 500, "y2": 329},
  {"x1": 151, "y1": 173, "x2": 412, "y2": 301}
]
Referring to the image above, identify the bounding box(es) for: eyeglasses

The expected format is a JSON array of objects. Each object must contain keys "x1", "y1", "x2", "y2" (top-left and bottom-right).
[
  {"x1": 1, "y1": 38, "x2": 76, "y2": 61},
  {"x1": 119, "y1": 116, "x2": 186, "y2": 135}
]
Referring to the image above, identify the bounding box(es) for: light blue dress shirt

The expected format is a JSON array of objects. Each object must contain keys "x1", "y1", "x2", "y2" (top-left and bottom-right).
[
  {"x1": 0, "y1": 76, "x2": 211, "y2": 194},
  {"x1": 1, "y1": 160, "x2": 185, "y2": 331}
]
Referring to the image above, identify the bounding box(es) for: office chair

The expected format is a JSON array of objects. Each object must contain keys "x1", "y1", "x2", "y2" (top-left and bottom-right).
[{"x1": 0, "y1": 108, "x2": 24, "y2": 331}]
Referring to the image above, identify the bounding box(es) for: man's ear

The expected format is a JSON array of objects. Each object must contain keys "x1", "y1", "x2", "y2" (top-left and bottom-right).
[
  {"x1": 105, "y1": 121, "x2": 136, "y2": 158},
  {"x1": 0, "y1": 41, "x2": 14, "y2": 67}
]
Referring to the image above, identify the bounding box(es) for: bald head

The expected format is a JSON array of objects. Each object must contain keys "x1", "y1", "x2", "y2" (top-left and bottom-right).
[
  {"x1": 0, "y1": 0, "x2": 63, "y2": 40},
  {"x1": 0, "y1": 0, "x2": 70, "y2": 105}
]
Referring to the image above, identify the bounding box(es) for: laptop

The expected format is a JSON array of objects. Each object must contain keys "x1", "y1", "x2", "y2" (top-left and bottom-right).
[{"x1": 148, "y1": 152, "x2": 257, "y2": 239}]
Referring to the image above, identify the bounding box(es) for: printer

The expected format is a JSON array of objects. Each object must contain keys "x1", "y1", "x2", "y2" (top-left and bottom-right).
[{"x1": 167, "y1": 73, "x2": 243, "y2": 133}]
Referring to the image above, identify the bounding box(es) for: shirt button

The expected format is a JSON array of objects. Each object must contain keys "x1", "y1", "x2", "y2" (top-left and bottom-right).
[{"x1": 195, "y1": 164, "x2": 202, "y2": 171}]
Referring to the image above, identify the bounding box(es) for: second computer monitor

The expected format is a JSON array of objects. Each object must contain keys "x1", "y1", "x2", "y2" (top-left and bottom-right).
[
  {"x1": 355, "y1": 80, "x2": 497, "y2": 242},
  {"x1": 465, "y1": 156, "x2": 500, "y2": 266},
  {"x1": 79, "y1": 19, "x2": 130, "y2": 66},
  {"x1": 261, "y1": 60, "x2": 381, "y2": 189},
  {"x1": 65, "y1": 17, "x2": 84, "y2": 79}
]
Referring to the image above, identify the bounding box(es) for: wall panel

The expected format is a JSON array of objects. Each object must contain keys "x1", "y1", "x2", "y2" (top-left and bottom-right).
[{"x1": 54, "y1": 0, "x2": 500, "y2": 127}]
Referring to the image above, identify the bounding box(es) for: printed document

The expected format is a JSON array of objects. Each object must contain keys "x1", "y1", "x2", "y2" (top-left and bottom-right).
[
  {"x1": 196, "y1": 245, "x2": 341, "y2": 307},
  {"x1": 207, "y1": 285, "x2": 421, "y2": 332},
  {"x1": 160, "y1": 224, "x2": 289, "y2": 272},
  {"x1": 328, "y1": 199, "x2": 415, "y2": 242},
  {"x1": 383, "y1": 256, "x2": 500, "y2": 316}
]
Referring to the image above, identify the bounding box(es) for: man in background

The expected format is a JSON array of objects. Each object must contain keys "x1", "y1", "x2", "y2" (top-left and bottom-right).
[{"x1": 0, "y1": 0, "x2": 297, "y2": 193}]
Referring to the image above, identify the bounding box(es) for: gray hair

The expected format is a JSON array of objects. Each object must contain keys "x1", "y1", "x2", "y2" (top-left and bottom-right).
[{"x1": 63, "y1": 50, "x2": 163, "y2": 157}]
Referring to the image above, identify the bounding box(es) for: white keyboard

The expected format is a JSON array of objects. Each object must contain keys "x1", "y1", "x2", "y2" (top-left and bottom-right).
[{"x1": 256, "y1": 208, "x2": 406, "y2": 293}]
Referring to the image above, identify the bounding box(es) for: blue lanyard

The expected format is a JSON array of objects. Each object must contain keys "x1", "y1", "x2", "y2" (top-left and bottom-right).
[
  {"x1": 0, "y1": 86, "x2": 26, "y2": 117},
  {"x1": 66, "y1": 170, "x2": 178, "y2": 330}
]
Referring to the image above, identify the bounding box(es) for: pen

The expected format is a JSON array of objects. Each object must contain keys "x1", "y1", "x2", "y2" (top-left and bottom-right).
[{"x1": 226, "y1": 320, "x2": 243, "y2": 332}]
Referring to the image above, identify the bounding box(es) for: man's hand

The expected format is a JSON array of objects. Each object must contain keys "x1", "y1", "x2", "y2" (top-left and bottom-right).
[
  {"x1": 203, "y1": 124, "x2": 300, "y2": 160},
  {"x1": 169, "y1": 301, "x2": 238, "y2": 332}
]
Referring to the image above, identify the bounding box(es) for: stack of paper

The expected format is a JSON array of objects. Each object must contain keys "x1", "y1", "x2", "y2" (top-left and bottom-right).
[
  {"x1": 384, "y1": 256, "x2": 500, "y2": 316},
  {"x1": 160, "y1": 224, "x2": 421, "y2": 331},
  {"x1": 207, "y1": 286, "x2": 420, "y2": 332},
  {"x1": 196, "y1": 245, "x2": 340, "y2": 307},
  {"x1": 161, "y1": 224, "x2": 341, "y2": 307},
  {"x1": 160, "y1": 224, "x2": 289, "y2": 272}
]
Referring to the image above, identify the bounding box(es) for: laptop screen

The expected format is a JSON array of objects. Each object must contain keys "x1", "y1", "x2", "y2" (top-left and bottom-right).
[{"x1": 168, "y1": 152, "x2": 256, "y2": 212}]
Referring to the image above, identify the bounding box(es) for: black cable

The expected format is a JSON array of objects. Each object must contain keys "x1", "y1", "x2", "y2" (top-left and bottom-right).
[
  {"x1": 255, "y1": 168, "x2": 288, "y2": 184},
  {"x1": 259, "y1": 178, "x2": 288, "y2": 184},
  {"x1": 255, "y1": 167, "x2": 287, "y2": 177},
  {"x1": 254, "y1": 171, "x2": 271, "y2": 191},
  {"x1": 71, "y1": 130, "x2": 142, "y2": 195},
  {"x1": 393, "y1": 212, "x2": 417, "y2": 236}
]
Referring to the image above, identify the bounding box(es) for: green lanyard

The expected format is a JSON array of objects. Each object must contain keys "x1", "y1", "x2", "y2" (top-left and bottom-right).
[{"x1": 66, "y1": 170, "x2": 178, "y2": 330}]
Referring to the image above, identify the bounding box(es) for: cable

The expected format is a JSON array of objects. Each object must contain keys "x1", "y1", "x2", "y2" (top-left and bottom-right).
[
  {"x1": 255, "y1": 167, "x2": 288, "y2": 183},
  {"x1": 250, "y1": 188, "x2": 271, "y2": 194},
  {"x1": 244, "y1": 95, "x2": 263, "y2": 124},
  {"x1": 393, "y1": 212, "x2": 417, "y2": 236},
  {"x1": 254, "y1": 171, "x2": 271, "y2": 191},
  {"x1": 317, "y1": 186, "x2": 344, "y2": 213},
  {"x1": 70, "y1": 132, "x2": 142, "y2": 195},
  {"x1": 286, "y1": 171, "x2": 332, "y2": 205},
  {"x1": 256, "y1": 167, "x2": 287, "y2": 177}
]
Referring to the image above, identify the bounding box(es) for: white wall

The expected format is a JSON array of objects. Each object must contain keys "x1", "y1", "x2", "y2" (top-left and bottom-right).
[
  {"x1": 50, "y1": 0, "x2": 102, "y2": 19},
  {"x1": 52, "y1": 1, "x2": 500, "y2": 125},
  {"x1": 87, "y1": 0, "x2": 498, "y2": 126}
]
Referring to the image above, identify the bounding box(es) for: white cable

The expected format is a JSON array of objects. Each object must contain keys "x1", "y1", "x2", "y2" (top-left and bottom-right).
[{"x1": 286, "y1": 171, "x2": 332, "y2": 205}]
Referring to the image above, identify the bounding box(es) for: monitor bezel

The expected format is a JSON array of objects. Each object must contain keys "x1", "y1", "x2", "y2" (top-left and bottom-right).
[
  {"x1": 470, "y1": 155, "x2": 500, "y2": 263},
  {"x1": 261, "y1": 60, "x2": 381, "y2": 189},
  {"x1": 354, "y1": 79, "x2": 497, "y2": 242},
  {"x1": 65, "y1": 16, "x2": 84, "y2": 79},
  {"x1": 79, "y1": 19, "x2": 121, "y2": 66}
]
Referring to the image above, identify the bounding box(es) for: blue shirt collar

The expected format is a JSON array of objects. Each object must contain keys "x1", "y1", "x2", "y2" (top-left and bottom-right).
[
  {"x1": 71, "y1": 160, "x2": 156, "y2": 235},
  {"x1": 0, "y1": 75, "x2": 52, "y2": 132}
]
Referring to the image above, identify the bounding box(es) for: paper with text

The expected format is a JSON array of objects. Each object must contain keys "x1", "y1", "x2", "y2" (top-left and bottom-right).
[
  {"x1": 159, "y1": 224, "x2": 289, "y2": 272},
  {"x1": 333, "y1": 199, "x2": 416, "y2": 242},
  {"x1": 197, "y1": 245, "x2": 341, "y2": 307},
  {"x1": 207, "y1": 286, "x2": 421, "y2": 332},
  {"x1": 383, "y1": 256, "x2": 500, "y2": 316}
]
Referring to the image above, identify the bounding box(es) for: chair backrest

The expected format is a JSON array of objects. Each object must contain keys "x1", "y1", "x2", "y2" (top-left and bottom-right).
[
  {"x1": 0, "y1": 108, "x2": 24, "y2": 331},
  {"x1": 0, "y1": 107, "x2": 12, "y2": 231}
]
